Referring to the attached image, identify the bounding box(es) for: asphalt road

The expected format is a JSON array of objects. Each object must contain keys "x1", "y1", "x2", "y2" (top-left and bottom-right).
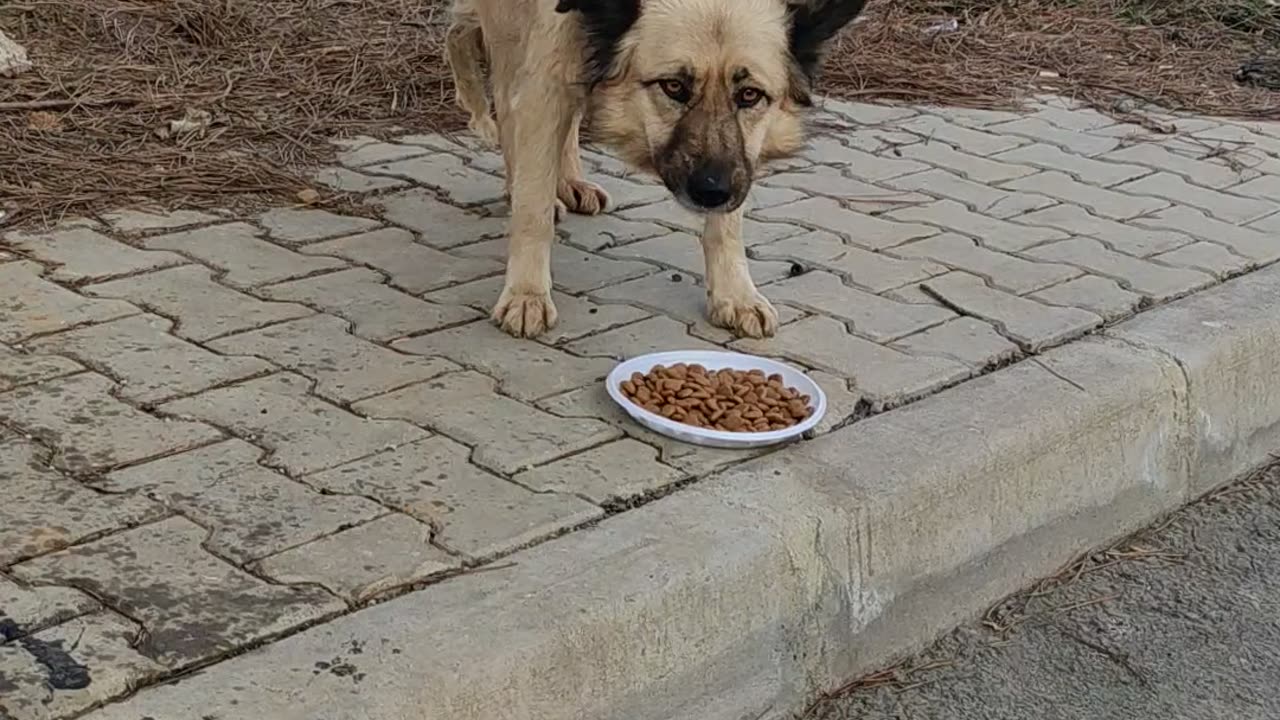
[{"x1": 810, "y1": 462, "x2": 1280, "y2": 720}]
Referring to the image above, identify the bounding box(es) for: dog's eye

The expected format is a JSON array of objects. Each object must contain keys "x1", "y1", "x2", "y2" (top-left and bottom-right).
[
  {"x1": 735, "y1": 87, "x2": 765, "y2": 109},
  {"x1": 659, "y1": 79, "x2": 691, "y2": 103}
]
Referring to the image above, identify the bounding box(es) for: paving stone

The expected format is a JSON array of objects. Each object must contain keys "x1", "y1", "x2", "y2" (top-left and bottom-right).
[
  {"x1": 1112, "y1": 172, "x2": 1275, "y2": 224},
  {"x1": 1100, "y1": 143, "x2": 1256, "y2": 189},
  {"x1": 1191, "y1": 124, "x2": 1280, "y2": 157},
  {"x1": 753, "y1": 230, "x2": 946, "y2": 292},
  {"x1": 1151, "y1": 241, "x2": 1253, "y2": 279},
  {"x1": 733, "y1": 315, "x2": 969, "y2": 408},
  {"x1": 1, "y1": 261, "x2": 138, "y2": 343},
  {"x1": 1003, "y1": 171, "x2": 1167, "y2": 220},
  {"x1": 889, "y1": 169, "x2": 1056, "y2": 218},
  {"x1": 1029, "y1": 275, "x2": 1143, "y2": 322},
  {"x1": 0, "y1": 612, "x2": 164, "y2": 720},
  {"x1": 1226, "y1": 174, "x2": 1280, "y2": 201},
  {"x1": 3, "y1": 226, "x2": 186, "y2": 284},
  {"x1": 84, "y1": 265, "x2": 312, "y2": 342},
  {"x1": 763, "y1": 166, "x2": 933, "y2": 213},
  {"x1": 313, "y1": 166, "x2": 410, "y2": 193},
  {"x1": 305, "y1": 227, "x2": 501, "y2": 294},
  {"x1": 605, "y1": 232, "x2": 794, "y2": 283},
  {"x1": 841, "y1": 127, "x2": 925, "y2": 155},
  {"x1": 392, "y1": 321, "x2": 613, "y2": 401},
  {"x1": 352, "y1": 371, "x2": 618, "y2": 475},
  {"x1": 1013, "y1": 204, "x2": 1194, "y2": 257},
  {"x1": 374, "y1": 189, "x2": 507, "y2": 248},
  {"x1": 589, "y1": 173, "x2": 671, "y2": 209},
  {"x1": 892, "y1": 233, "x2": 1080, "y2": 294},
  {"x1": 305, "y1": 436, "x2": 602, "y2": 559},
  {"x1": 393, "y1": 132, "x2": 476, "y2": 154},
  {"x1": 100, "y1": 208, "x2": 222, "y2": 233},
  {"x1": 587, "y1": 272, "x2": 740, "y2": 343},
  {"x1": 454, "y1": 237, "x2": 655, "y2": 293},
  {"x1": 11, "y1": 517, "x2": 343, "y2": 668},
  {"x1": 0, "y1": 373, "x2": 220, "y2": 474},
  {"x1": 747, "y1": 184, "x2": 808, "y2": 209},
  {"x1": 756, "y1": 197, "x2": 938, "y2": 250},
  {"x1": 800, "y1": 135, "x2": 929, "y2": 179},
  {"x1": 885, "y1": 199, "x2": 1068, "y2": 252},
  {"x1": 29, "y1": 315, "x2": 271, "y2": 404},
  {"x1": 424, "y1": 276, "x2": 649, "y2": 344},
  {"x1": 620, "y1": 200, "x2": 803, "y2": 245},
  {"x1": 984, "y1": 117, "x2": 1120, "y2": 156},
  {"x1": 252, "y1": 514, "x2": 460, "y2": 603},
  {"x1": 0, "y1": 575, "x2": 98, "y2": 640},
  {"x1": 336, "y1": 139, "x2": 431, "y2": 168},
  {"x1": 897, "y1": 115, "x2": 1027, "y2": 155},
  {"x1": 921, "y1": 272, "x2": 1101, "y2": 351},
  {"x1": 138, "y1": 222, "x2": 346, "y2": 289},
  {"x1": 890, "y1": 317, "x2": 1020, "y2": 369},
  {"x1": 896, "y1": 141, "x2": 1037, "y2": 183},
  {"x1": 1025, "y1": 238, "x2": 1215, "y2": 301},
  {"x1": 210, "y1": 315, "x2": 458, "y2": 403},
  {"x1": 923, "y1": 105, "x2": 1023, "y2": 128},
  {"x1": 1026, "y1": 105, "x2": 1118, "y2": 132},
  {"x1": 365, "y1": 153, "x2": 506, "y2": 205},
  {"x1": 558, "y1": 213, "x2": 669, "y2": 252},
  {"x1": 512, "y1": 439, "x2": 687, "y2": 505},
  {"x1": 0, "y1": 345, "x2": 82, "y2": 392},
  {"x1": 992, "y1": 143, "x2": 1150, "y2": 186},
  {"x1": 580, "y1": 145, "x2": 645, "y2": 177},
  {"x1": 161, "y1": 373, "x2": 426, "y2": 476},
  {"x1": 562, "y1": 316, "x2": 725, "y2": 359},
  {"x1": 0, "y1": 436, "x2": 161, "y2": 565},
  {"x1": 765, "y1": 271, "x2": 955, "y2": 342},
  {"x1": 258, "y1": 267, "x2": 481, "y2": 342},
  {"x1": 807, "y1": 369, "x2": 866, "y2": 434},
  {"x1": 820, "y1": 98, "x2": 918, "y2": 125},
  {"x1": 256, "y1": 208, "x2": 381, "y2": 246},
  {"x1": 1247, "y1": 211, "x2": 1280, "y2": 236}
]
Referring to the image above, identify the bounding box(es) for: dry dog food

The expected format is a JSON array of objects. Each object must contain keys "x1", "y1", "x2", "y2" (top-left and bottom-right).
[{"x1": 620, "y1": 363, "x2": 814, "y2": 433}]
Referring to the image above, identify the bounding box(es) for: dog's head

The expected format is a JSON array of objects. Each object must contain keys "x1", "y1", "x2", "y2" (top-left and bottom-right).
[{"x1": 558, "y1": 0, "x2": 865, "y2": 213}]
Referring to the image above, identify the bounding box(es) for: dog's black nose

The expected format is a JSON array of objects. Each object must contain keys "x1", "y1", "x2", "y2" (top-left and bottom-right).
[{"x1": 686, "y1": 165, "x2": 733, "y2": 209}]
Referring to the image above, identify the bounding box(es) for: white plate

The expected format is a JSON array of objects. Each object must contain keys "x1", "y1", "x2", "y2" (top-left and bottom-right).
[{"x1": 606, "y1": 350, "x2": 827, "y2": 449}]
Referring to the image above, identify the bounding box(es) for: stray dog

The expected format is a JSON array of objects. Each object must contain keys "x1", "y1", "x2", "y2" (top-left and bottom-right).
[{"x1": 446, "y1": 0, "x2": 866, "y2": 339}]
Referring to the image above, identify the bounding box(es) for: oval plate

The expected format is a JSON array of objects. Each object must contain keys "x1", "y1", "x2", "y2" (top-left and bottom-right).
[{"x1": 606, "y1": 350, "x2": 827, "y2": 449}]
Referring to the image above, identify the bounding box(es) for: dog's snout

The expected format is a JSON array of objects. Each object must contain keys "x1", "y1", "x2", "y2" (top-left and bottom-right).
[{"x1": 686, "y1": 164, "x2": 733, "y2": 209}]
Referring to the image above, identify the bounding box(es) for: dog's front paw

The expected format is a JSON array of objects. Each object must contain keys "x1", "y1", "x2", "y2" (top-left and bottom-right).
[
  {"x1": 557, "y1": 178, "x2": 610, "y2": 216},
  {"x1": 492, "y1": 287, "x2": 558, "y2": 339},
  {"x1": 469, "y1": 115, "x2": 500, "y2": 148},
  {"x1": 708, "y1": 291, "x2": 779, "y2": 339}
]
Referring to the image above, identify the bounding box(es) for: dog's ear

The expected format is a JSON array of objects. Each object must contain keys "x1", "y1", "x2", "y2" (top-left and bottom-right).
[
  {"x1": 556, "y1": 0, "x2": 642, "y2": 86},
  {"x1": 787, "y1": 0, "x2": 865, "y2": 103}
]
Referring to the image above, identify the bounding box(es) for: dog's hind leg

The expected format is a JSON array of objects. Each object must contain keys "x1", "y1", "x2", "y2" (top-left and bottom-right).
[
  {"x1": 446, "y1": 2, "x2": 499, "y2": 147},
  {"x1": 555, "y1": 111, "x2": 610, "y2": 216}
]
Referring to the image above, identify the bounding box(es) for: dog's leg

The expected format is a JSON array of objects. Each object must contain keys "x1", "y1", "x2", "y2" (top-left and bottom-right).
[
  {"x1": 556, "y1": 111, "x2": 610, "y2": 216},
  {"x1": 445, "y1": 6, "x2": 499, "y2": 147},
  {"x1": 702, "y1": 208, "x2": 778, "y2": 339}
]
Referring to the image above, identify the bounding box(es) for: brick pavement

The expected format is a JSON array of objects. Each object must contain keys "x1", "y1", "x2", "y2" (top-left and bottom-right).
[{"x1": 2, "y1": 95, "x2": 1279, "y2": 718}]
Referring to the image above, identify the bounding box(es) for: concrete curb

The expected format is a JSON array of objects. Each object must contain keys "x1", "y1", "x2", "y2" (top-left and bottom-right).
[{"x1": 87, "y1": 263, "x2": 1280, "y2": 720}]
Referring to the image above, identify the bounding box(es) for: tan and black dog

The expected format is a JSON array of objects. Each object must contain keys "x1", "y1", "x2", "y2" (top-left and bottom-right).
[{"x1": 446, "y1": 0, "x2": 865, "y2": 339}]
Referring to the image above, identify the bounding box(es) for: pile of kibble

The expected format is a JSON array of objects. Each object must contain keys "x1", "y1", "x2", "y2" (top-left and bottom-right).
[{"x1": 620, "y1": 363, "x2": 815, "y2": 433}]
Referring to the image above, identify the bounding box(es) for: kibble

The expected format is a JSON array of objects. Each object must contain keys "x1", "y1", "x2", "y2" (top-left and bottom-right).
[{"x1": 620, "y1": 363, "x2": 814, "y2": 433}]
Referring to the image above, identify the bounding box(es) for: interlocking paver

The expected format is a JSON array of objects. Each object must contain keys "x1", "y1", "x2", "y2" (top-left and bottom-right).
[
  {"x1": 1025, "y1": 237, "x2": 1215, "y2": 301},
  {"x1": 1026, "y1": 105, "x2": 1117, "y2": 133},
  {"x1": 0, "y1": 373, "x2": 220, "y2": 473},
  {"x1": 800, "y1": 135, "x2": 929, "y2": 179},
  {"x1": 1113, "y1": 172, "x2": 1275, "y2": 224},
  {"x1": 375, "y1": 189, "x2": 507, "y2": 247},
  {"x1": 305, "y1": 436, "x2": 602, "y2": 558},
  {"x1": 921, "y1": 272, "x2": 1102, "y2": 351},
  {"x1": 352, "y1": 371, "x2": 618, "y2": 474},
  {"x1": 756, "y1": 196, "x2": 938, "y2": 249},
  {"x1": 84, "y1": 265, "x2": 312, "y2": 342},
  {"x1": 885, "y1": 199, "x2": 1068, "y2": 253},
  {"x1": 587, "y1": 272, "x2": 790, "y2": 343},
  {"x1": 0, "y1": 344, "x2": 81, "y2": 391},
  {"x1": 1190, "y1": 124, "x2": 1280, "y2": 157},
  {"x1": 304, "y1": 227, "x2": 501, "y2": 293},
  {"x1": 160, "y1": 372, "x2": 426, "y2": 476},
  {"x1": 808, "y1": 369, "x2": 866, "y2": 434},
  {"x1": 335, "y1": 138, "x2": 431, "y2": 168},
  {"x1": 1247, "y1": 211, "x2": 1280, "y2": 235},
  {"x1": 733, "y1": 315, "x2": 969, "y2": 408},
  {"x1": 258, "y1": 267, "x2": 481, "y2": 342},
  {"x1": 0, "y1": 575, "x2": 98, "y2": 640},
  {"x1": 1226, "y1": 174, "x2": 1280, "y2": 201},
  {"x1": 1151, "y1": 242, "x2": 1253, "y2": 279},
  {"x1": 753, "y1": 230, "x2": 946, "y2": 292},
  {"x1": 1029, "y1": 276, "x2": 1143, "y2": 322},
  {"x1": 1014, "y1": 203, "x2": 1193, "y2": 257},
  {"x1": 138, "y1": 222, "x2": 346, "y2": 289},
  {"x1": 765, "y1": 271, "x2": 955, "y2": 342},
  {"x1": 820, "y1": 98, "x2": 918, "y2": 125},
  {"x1": 10, "y1": 517, "x2": 343, "y2": 667},
  {"x1": 365, "y1": 152, "x2": 506, "y2": 206},
  {"x1": 589, "y1": 173, "x2": 671, "y2": 208},
  {"x1": 29, "y1": 314, "x2": 271, "y2": 404},
  {"x1": 0, "y1": 612, "x2": 164, "y2": 720},
  {"x1": 888, "y1": 169, "x2": 1056, "y2": 218},
  {"x1": 563, "y1": 315, "x2": 722, "y2": 359},
  {"x1": 920, "y1": 105, "x2": 1022, "y2": 128},
  {"x1": 0, "y1": 436, "x2": 161, "y2": 564},
  {"x1": 559, "y1": 213, "x2": 670, "y2": 252},
  {"x1": 897, "y1": 141, "x2": 1037, "y2": 183},
  {"x1": 620, "y1": 200, "x2": 803, "y2": 244},
  {"x1": 1, "y1": 261, "x2": 138, "y2": 343},
  {"x1": 454, "y1": 237, "x2": 655, "y2": 293},
  {"x1": 101, "y1": 208, "x2": 222, "y2": 233},
  {"x1": 890, "y1": 317, "x2": 1021, "y2": 370},
  {"x1": 992, "y1": 143, "x2": 1150, "y2": 186},
  {"x1": 1002, "y1": 171, "x2": 1168, "y2": 220},
  {"x1": 313, "y1": 165, "x2": 410, "y2": 193},
  {"x1": 764, "y1": 166, "x2": 933, "y2": 213},
  {"x1": 897, "y1": 115, "x2": 1027, "y2": 155},
  {"x1": 209, "y1": 315, "x2": 458, "y2": 403},
  {"x1": 606, "y1": 232, "x2": 794, "y2": 283},
  {"x1": 103, "y1": 440, "x2": 384, "y2": 563},
  {"x1": 2, "y1": 226, "x2": 186, "y2": 284},
  {"x1": 1100, "y1": 142, "x2": 1256, "y2": 189},
  {"x1": 984, "y1": 117, "x2": 1120, "y2": 156},
  {"x1": 893, "y1": 233, "x2": 1080, "y2": 294},
  {"x1": 256, "y1": 208, "x2": 381, "y2": 246},
  {"x1": 252, "y1": 514, "x2": 460, "y2": 603},
  {"x1": 391, "y1": 321, "x2": 613, "y2": 401},
  {"x1": 513, "y1": 439, "x2": 687, "y2": 505}
]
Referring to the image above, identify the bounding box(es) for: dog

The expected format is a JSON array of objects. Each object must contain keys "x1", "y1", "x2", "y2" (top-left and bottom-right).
[{"x1": 446, "y1": 0, "x2": 866, "y2": 339}]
